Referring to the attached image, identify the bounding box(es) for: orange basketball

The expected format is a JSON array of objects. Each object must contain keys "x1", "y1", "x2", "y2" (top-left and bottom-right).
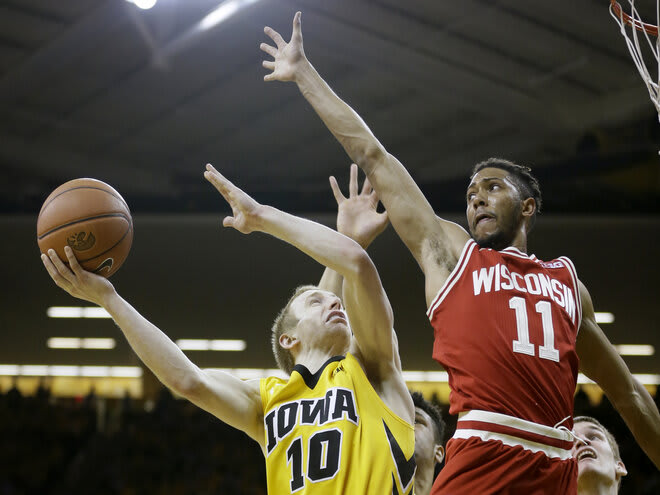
[{"x1": 37, "y1": 178, "x2": 133, "y2": 278}]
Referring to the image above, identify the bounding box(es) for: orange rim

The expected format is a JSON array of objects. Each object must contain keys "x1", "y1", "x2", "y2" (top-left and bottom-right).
[{"x1": 611, "y1": 0, "x2": 659, "y2": 36}]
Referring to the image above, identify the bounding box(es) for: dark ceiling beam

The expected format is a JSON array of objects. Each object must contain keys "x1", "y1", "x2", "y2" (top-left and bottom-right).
[
  {"x1": 0, "y1": 133, "x2": 170, "y2": 194},
  {"x1": 0, "y1": 0, "x2": 130, "y2": 108},
  {"x1": 291, "y1": 0, "x2": 566, "y2": 131}
]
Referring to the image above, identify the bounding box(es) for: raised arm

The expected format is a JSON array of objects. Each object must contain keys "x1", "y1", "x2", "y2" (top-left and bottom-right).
[
  {"x1": 261, "y1": 13, "x2": 469, "y2": 302},
  {"x1": 576, "y1": 280, "x2": 660, "y2": 468},
  {"x1": 318, "y1": 164, "x2": 388, "y2": 297},
  {"x1": 204, "y1": 164, "x2": 400, "y2": 380},
  {"x1": 40, "y1": 247, "x2": 265, "y2": 447}
]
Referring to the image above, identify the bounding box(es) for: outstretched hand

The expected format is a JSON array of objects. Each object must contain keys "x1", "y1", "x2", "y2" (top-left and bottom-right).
[
  {"x1": 330, "y1": 164, "x2": 389, "y2": 249},
  {"x1": 41, "y1": 246, "x2": 115, "y2": 306},
  {"x1": 261, "y1": 11, "x2": 306, "y2": 82},
  {"x1": 204, "y1": 164, "x2": 263, "y2": 234}
]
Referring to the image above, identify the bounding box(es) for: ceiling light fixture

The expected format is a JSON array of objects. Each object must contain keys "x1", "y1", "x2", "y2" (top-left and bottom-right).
[
  {"x1": 47, "y1": 337, "x2": 116, "y2": 349},
  {"x1": 594, "y1": 312, "x2": 615, "y2": 324},
  {"x1": 614, "y1": 344, "x2": 655, "y2": 356},
  {"x1": 176, "y1": 339, "x2": 246, "y2": 351},
  {"x1": 200, "y1": 0, "x2": 261, "y2": 31},
  {"x1": 126, "y1": 0, "x2": 158, "y2": 10},
  {"x1": 47, "y1": 307, "x2": 111, "y2": 319},
  {"x1": 0, "y1": 365, "x2": 142, "y2": 378}
]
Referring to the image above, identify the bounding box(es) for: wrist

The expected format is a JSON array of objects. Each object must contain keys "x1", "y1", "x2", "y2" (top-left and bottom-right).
[
  {"x1": 293, "y1": 58, "x2": 316, "y2": 86},
  {"x1": 99, "y1": 288, "x2": 121, "y2": 313}
]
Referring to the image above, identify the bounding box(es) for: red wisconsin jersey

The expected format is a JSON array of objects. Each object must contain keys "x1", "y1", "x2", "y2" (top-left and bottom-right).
[{"x1": 428, "y1": 239, "x2": 582, "y2": 427}]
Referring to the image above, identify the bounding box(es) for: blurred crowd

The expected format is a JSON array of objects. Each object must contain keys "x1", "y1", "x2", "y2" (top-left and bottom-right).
[{"x1": 1, "y1": 382, "x2": 658, "y2": 494}]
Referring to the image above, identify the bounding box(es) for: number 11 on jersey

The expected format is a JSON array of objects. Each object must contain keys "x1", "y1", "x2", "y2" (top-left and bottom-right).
[{"x1": 509, "y1": 296, "x2": 560, "y2": 362}]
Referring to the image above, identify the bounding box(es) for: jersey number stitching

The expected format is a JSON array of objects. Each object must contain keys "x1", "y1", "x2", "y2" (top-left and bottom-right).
[
  {"x1": 286, "y1": 428, "x2": 342, "y2": 492},
  {"x1": 509, "y1": 296, "x2": 559, "y2": 362}
]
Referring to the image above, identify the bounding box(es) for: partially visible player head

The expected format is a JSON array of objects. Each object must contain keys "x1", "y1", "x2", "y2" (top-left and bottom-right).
[
  {"x1": 572, "y1": 416, "x2": 627, "y2": 494},
  {"x1": 411, "y1": 391, "x2": 445, "y2": 495},
  {"x1": 271, "y1": 285, "x2": 352, "y2": 375},
  {"x1": 467, "y1": 158, "x2": 542, "y2": 250}
]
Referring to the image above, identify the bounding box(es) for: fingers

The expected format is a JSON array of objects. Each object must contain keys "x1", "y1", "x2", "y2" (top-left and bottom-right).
[
  {"x1": 329, "y1": 176, "x2": 345, "y2": 205},
  {"x1": 349, "y1": 163, "x2": 358, "y2": 197},
  {"x1": 204, "y1": 164, "x2": 231, "y2": 195},
  {"x1": 64, "y1": 245, "x2": 84, "y2": 276},
  {"x1": 262, "y1": 60, "x2": 275, "y2": 71},
  {"x1": 41, "y1": 253, "x2": 64, "y2": 284},
  {"x1": 43, "y1": 249, "x2": 75, "y2": 289},
  {"x1": 361, "y1": 174, "x2": 373, "y2": 196},
  {"x1": 222, "y1": 217, "x2": 235, "y2": 228},
  {"x1": 264, "y1": 26, "x2": 285, "y2": 49},
  {"x1": 260, "y1": 42, "x2": 277, "y2": 58},
  {"x1": 292, "y1": 11, "x2": 302, "y2": 39}
]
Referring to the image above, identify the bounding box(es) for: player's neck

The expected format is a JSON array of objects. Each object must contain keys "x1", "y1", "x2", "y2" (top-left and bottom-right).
[
  {"x1": 577, "y1": 479, "x2": 619, "y2": 495},
  {"x1": 295, "y1": 349, "x2": 338, "y2": 375},
  {"x1": 414, "y1": 463, "x2": 435, "y2": 495},
  {"x1": 510, "y1": 230, "x2": 528, "y2": 253}
]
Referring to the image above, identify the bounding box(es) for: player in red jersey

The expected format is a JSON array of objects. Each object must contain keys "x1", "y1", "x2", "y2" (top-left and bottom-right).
[{"x1": 260, "y1": 12, "x2": 660, "y2": 494}]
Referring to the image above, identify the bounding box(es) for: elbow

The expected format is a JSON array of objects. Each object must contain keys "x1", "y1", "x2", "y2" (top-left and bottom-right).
[
  {"x1": 354, "y1": 143, "x2": 387, "y2": 172},
  {"x1": 170, "y1": 367, "x2": 207, "y2": 400},
  {"x1": 345, "y1": 248, "x2": 374, "y2": 280}
]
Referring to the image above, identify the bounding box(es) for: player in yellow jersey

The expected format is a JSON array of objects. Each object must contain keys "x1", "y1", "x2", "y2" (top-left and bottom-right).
[{"x1": 41, "y1": 165, "x2": 415, "y2": 494}]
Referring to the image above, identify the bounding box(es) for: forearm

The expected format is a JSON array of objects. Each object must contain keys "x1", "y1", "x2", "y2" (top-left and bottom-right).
[
  {"x1": 318, "y1": 267, "x2": 343, "y2": 297},
  {"x1": 294, "y1": 62, "x2": 461, "y2": 261},
  {"x1": 102, "y1": 292, "x2": 201, "y2": 395},
  {"x1": 296, "y1": 61, "x2": 382, "y2": 169},
  {"x1": 257, "y1": 205, "x2": 363, "y2": 280},
  {"x1": 611, "y1": 379, "x2": 660, "y2": 468}
]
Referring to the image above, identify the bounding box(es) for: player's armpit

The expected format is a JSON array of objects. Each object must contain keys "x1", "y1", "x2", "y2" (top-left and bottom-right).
[
  {"x1": 185, "y1": 370, "x2": 265, "y2": 448},
  {"x1": 362, "y1": 151, "x2": 470, "y2": 277}
]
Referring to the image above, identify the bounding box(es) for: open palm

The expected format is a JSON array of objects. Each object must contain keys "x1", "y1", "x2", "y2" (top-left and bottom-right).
[{"x1": 261, "y1": 12, "x2": 306, "y2": 82}]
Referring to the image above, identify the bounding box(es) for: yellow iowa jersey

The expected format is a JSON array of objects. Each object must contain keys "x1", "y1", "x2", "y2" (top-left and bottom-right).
[{"x1": 260, "y1": 353, "x2": 415, "y2": 494}]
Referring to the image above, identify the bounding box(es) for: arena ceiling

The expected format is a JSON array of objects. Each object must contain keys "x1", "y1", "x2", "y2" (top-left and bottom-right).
[{"x1": 1, "y1": 1, "x2": 658, "y2": 384}]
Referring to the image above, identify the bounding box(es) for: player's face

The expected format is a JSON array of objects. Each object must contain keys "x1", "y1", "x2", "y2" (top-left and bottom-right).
[
  {"x1": 414, "y1": 407, "x2": 442, "y2": 467},
  {"x1": 289, "y1": 289, "x2": 351, "y2": 350},
  {"x1": 466, "y1": 167, "x2": 524, "y2": 250},
  {"x1": 572, "y1": 422, "x2": 626, "y2": 489}
]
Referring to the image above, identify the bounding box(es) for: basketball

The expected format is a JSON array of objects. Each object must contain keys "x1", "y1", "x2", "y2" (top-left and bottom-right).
[{"x1": 37, "y1": 178, "x2": 133, "y2": 278}]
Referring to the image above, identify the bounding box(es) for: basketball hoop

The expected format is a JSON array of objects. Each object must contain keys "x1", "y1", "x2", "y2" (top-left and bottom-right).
[{"x1": 609, "y1": 0, "x2": 660, "y2": 122}]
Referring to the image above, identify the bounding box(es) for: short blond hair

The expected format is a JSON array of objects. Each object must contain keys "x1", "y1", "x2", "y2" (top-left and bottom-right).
[{"x1": 271, "y1": 285, "x2": 318, "y2": 375}]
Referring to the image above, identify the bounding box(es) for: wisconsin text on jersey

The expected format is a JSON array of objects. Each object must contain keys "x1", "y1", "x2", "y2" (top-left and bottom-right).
[{"x1": 472, "y1": 262, "x2": 577, "y2": 322}]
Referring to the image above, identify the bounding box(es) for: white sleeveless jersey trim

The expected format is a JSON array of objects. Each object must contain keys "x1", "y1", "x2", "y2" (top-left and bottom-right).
[
  {"x1": 500, "y1": 246, "x2": 537, "y2": 261},
  {"x1": 557, "y1": 256, "x2": 582, "y2": 329},
  {"x1": 452, "y1": 429, "x2": 573, "y2": 460},
  {"x1": 426, "y1": 239, "x2": 477, "y2": 319}
]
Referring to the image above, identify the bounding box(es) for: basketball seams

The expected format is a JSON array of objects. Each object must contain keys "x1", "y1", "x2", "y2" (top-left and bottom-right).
[
  {"x1": 37, "y1": 213, "x2": 131, "y2": 240},
  {"x1": 38, "y1": 186, "x2": 130, "y2": 221}
]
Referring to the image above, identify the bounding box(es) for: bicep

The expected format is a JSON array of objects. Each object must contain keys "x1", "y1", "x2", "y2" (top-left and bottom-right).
[{"x1": 187, "y1": 371, "x2": 264, "y2": 446}]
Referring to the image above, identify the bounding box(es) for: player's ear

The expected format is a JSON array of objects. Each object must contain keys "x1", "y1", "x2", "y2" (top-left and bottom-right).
[
  {"x1": 615, "y1": 460, "x2": 627, "y2": 480},
  {"x1": 521, "y1": 197, "x2": 536, "y2": 218},
  {"x1": 434, "y1": 444, "x2": 445, "y2": 465},
  {"x1": 279, "y1": 333, "x2": 298, "y2": 350}
]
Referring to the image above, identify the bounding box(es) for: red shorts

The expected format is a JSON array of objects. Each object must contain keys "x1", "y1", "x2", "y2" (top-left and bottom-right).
[{"x1": 431, "y1": 436, "x2": 577, "y2": 495}]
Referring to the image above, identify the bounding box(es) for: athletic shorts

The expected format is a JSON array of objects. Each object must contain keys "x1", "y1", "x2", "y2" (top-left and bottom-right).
[{"x1": 431, "y1": 410, "x2": 577, "y2": 495}]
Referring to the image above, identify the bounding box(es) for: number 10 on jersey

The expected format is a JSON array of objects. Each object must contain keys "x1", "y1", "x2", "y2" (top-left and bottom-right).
[{"x1": 287, "y1": 428, "x2": 342, "y2": 492}]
